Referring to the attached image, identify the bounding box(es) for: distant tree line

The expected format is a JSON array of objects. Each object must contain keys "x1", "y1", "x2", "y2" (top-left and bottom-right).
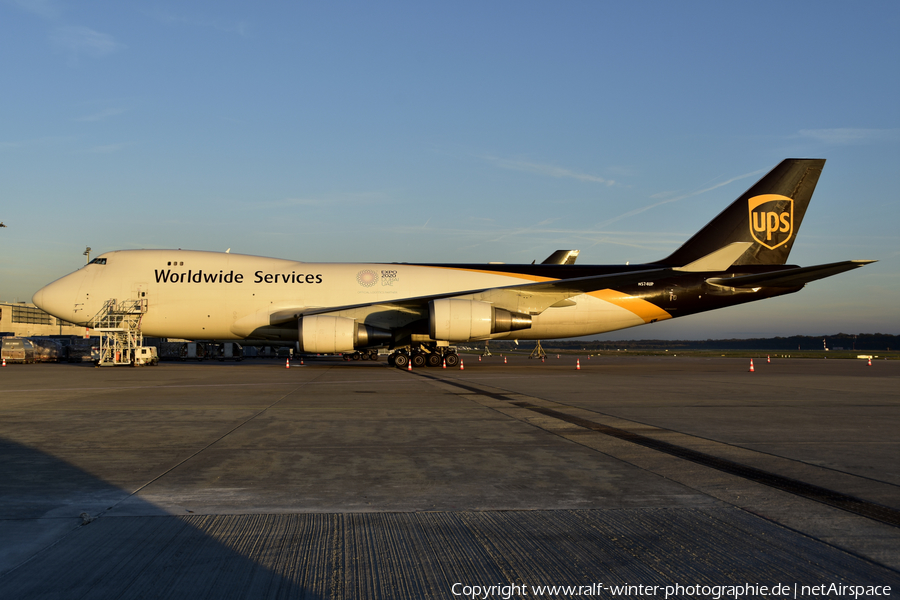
[{"x1": 487, "y1": 333, "x2": 897, "y2": 352}]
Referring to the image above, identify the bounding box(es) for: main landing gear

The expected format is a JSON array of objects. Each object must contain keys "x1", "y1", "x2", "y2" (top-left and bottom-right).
[
  {"x1": 342, "y1": 349, "x2": 379, "y2": 361},
  {"x1": 388, "y1": 345, "x2": 459, "y2": 369}
]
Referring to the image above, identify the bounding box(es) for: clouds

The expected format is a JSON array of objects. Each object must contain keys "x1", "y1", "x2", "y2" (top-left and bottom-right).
[
  {"x1": 251, "y1": 191, "x2": 391, "y2": 210},
  {"x1": 591, "y1": 168, "x2": 766, "y2": 230},
  {"x1": 7, "y1": 0, "x2": 123, "y2": 61},
  {"x1": 73, "y1": 107, "x2": 127, "y2": 122},
  {"x1": 7, "y1": 0, "x2": 60, "y2": 19},
  {"x1": 85, "y1": 142, "x2": 132, "y2": 154},
  {"x1": 481, "y1": 156, "x2": 616, "y2": 185},
  {"x1": 796, "y1": 128, "x2": 900, "y2": 145},
  {"x1": 142, "y1": 7, "x2": 250, "y2": 38},
  {"x1": 51, "y1": 25, "x2": 123, "y2": 58}
]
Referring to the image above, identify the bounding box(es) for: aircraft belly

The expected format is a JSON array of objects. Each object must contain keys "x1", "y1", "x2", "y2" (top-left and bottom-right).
[{"x1": 506, "y1": 294, "x2": 647, "y2": 339}]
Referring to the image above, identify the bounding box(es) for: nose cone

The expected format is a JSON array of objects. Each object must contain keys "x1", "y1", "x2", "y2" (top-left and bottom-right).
[
  {"x1": 32, "y1": 287, "x2": 45, "y2": 310},
  {"x1": 32, "y1": 274, "x2": 85, "y2": 325}
]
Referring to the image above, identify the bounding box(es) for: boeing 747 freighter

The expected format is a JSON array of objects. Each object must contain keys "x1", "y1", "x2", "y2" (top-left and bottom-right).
[{"x1": 33, "y1": 159, "x2": 874, "y2": 367}]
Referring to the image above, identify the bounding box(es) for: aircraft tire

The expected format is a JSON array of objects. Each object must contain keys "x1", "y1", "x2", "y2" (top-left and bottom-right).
[
  {"x1": 411, "y1": 353, "x2": 426, "y2": 368},
  {"x1": 426, "y1": 353, "x2": 442, "y2": 367},
  {"x1": 393, "y1": 353, "x2": 409, "y2": 369},
  {"x1": 444, "y1": 353, "x2": 460, "y2": 367}
]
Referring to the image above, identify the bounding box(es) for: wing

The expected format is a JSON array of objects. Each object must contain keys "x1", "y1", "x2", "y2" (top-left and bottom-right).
[
  {"x1": 266, "y1": 256, "x2": 875, "y2": 330},
  {"x1": 268, "y1": 266, "x2": 675, "y2": 327}
]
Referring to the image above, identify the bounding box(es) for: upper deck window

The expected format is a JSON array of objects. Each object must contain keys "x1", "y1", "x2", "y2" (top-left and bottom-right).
[{"x1": 89, "y1": 258, "x2": 107, "y2": 265}]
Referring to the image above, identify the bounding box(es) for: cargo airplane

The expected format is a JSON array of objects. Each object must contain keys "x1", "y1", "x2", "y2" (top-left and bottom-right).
[{"x1": 33, "y1": 159, "x2": 874, "y2": 367}]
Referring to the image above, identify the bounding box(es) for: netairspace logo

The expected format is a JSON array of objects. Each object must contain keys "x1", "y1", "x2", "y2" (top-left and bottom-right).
[{"x1": 450, "y1": 581, "x2": 893, "y2": 599}]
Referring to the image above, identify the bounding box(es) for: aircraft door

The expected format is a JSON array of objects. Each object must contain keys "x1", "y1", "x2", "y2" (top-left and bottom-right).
[{"x1": 132, "y1": 282, "x2": 149, "y2": 311}]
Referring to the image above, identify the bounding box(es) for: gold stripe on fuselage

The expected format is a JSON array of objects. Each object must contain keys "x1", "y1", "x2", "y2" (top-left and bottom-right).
[{"x1": 588, "y1": 289, "x2": 672, "y2": 324}]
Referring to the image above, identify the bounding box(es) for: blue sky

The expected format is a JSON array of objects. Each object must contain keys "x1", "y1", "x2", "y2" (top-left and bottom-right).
[{"x1": 1, "y1": 1, "x2": 898, "y2": 339}]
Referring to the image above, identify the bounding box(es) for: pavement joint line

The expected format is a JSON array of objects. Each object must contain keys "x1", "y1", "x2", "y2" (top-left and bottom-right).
[
  {"x1": 412, "y1": 370, "x2": 900, "y2": 529},
  {"x1": 0, "y1": 376, "x2": 425, "y2": 395},
  {"x1": 94, "y1": 369, "x2": 335, "y2": 519},
  {"x1": 519, "y1": 403, "x2": 900, "y2": 528}
]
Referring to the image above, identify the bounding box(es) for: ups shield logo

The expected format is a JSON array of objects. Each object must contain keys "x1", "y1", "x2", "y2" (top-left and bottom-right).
[{"x1": 748, "y1": 194, "x2": 793, "y2": 250}]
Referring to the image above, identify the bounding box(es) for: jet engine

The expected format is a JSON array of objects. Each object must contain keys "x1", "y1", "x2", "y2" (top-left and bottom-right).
[
  {"x1": 298, "y1": 315, "x2": 392, "y2": 353},
  {"x1": 428, "y1": 299, "x2": 532, "y2": 341}
]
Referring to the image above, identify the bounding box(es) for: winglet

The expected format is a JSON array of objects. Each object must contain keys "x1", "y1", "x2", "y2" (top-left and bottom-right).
[
  {"x1": 541, "y1": 250, "x2": 580, "y2": 265},
  {"x1": 674, "y1": 242, "x2": 753, "y2": 272}
]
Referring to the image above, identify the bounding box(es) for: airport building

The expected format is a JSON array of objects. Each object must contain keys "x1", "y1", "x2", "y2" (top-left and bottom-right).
[{"x1": 0, "y1": 301, "x2": 92, "y2": 338}]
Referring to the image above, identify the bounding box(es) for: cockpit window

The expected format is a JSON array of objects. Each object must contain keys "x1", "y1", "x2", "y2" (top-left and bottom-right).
[{"x1": 89, "y1": 258, "x2": 107, "y2": 265}]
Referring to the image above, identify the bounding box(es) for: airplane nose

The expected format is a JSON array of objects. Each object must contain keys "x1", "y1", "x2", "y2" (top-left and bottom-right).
[
  {"x1": 32, "y1": 275, "x2": 84, "y2": 324},
  {"x1": 32, "y1": 287, "x2": 45, "y2": 310}
]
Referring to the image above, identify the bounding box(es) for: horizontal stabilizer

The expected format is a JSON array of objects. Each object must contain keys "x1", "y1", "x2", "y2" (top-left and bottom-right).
[
  {"x1": 674, "y1": 242, "x2": 753, "y2": 272},
  {"x1": 706, "y1": 260, "x2": 876, "y2": 289}
]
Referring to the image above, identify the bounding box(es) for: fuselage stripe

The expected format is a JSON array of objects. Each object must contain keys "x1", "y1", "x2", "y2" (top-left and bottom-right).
[{"x1": 588, "y1": 289, "x2": 672, "y2": 323}]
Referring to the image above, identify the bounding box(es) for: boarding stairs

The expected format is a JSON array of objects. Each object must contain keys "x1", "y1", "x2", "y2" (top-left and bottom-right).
[{"x1": 91, "y1": 299, "x2": 147, "y2": 366}]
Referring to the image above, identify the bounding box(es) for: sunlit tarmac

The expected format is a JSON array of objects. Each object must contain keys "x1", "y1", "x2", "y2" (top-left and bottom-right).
[{"x1": 1, "y1": 356, "x2": 898, "y2": 598}]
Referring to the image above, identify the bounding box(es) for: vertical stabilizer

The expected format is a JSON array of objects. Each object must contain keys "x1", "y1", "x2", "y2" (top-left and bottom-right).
[{"x1": 659, "y1": 159, "x2": 825, "y2": 266}]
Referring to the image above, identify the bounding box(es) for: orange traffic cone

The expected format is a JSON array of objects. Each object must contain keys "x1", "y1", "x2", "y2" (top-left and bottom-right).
[
  {"x1": 868, "y1": 357, "x2": 872, "y2": 366},
  {"x1": 442, "y1": 358, "x2": 447, "y2": 369},
  {"x1": 576, "y1": 359, "x2": 581, "y2": 370},
  {"x1": 407, "y1": 360, "x2": 412, "y2": 371},
  {"x1": 1, "y1": 358, "x2": 5, "y2": 367},
  {"x1": 503, "y1": 356, "x2": 507, "y2": 364},
  {"x1": 749, "y1": 359, "x2": 755, "y2": 372},
  {"x1": 767, "y1": 355, "x2": 771, "y2": 364},
  {"x1": 478, "y1": 355, "x2": 481, "y2": 362},
  {"x1": 459, "y1": 359, "x2": 465, "y2": 371},
  {"x1": 300, "y1": 357, "x2": 304, "y2": 365}
]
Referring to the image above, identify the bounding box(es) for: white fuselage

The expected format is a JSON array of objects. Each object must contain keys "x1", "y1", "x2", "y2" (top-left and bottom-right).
[{"x1": 33, "y1": 249, "x2": 664, "y2": 341}]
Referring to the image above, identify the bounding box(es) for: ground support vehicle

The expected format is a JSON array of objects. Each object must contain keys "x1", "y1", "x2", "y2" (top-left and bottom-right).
[{"x1": 133, "y1": 346, "x2": 159, "y2": 366}]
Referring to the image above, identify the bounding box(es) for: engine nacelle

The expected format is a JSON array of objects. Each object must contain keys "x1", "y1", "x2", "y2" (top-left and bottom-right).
[
  {"x1": 298, "y1": 315, "x2": 391, "y2": 353},
  {"x1": 428, "y1": 299, "x2": 532, "y2": 341}
]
